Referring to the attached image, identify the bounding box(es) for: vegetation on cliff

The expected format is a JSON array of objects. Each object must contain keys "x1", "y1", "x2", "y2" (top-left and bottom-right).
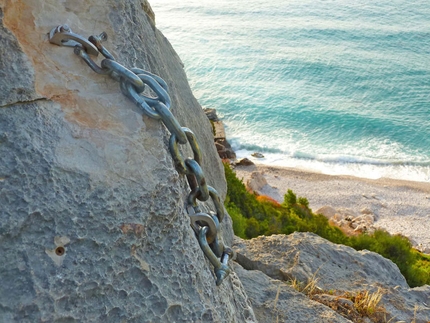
[{"x1": 224, "y1": 163, "x2": 430, "y2": 287}]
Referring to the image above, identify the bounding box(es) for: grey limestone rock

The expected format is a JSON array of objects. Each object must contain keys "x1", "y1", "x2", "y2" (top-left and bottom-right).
[
  {"x1": 234, "y1": 232, "x2": 408, "y2": 291},
  {"x1": 234, "y1": 232, "x2": 430, "y2": 322},
  {"x1": 233, "y1": 263, "x2": 353, "y2": 323},
  {"x1": 0, "y1": 1, "x2": 255, "y2": 322},
  {"x1": 381, "y1": 284, "x2": 430, "y2": 322}
]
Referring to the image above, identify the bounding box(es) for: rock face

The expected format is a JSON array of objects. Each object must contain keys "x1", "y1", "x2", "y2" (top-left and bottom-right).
[
  {"x1": 203, "y1": 108, "x2": 236, "y2": 160},
  {"x1": 215, "y1": 137, "x2": 236, "y2": 160},
  {"x1": 233, "y1": 263, "x2": 352, "y2": 323},
  {"x1": 0, "y1": 1, "x2": 255, "y2": 322},
  {"x1": 234, "y1": 233, "x2": 430, "y2": 322}
]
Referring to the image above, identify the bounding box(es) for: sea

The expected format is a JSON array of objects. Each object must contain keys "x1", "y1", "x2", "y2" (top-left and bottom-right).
[{"x1": 150, "y1": 0, "x2": 430, "y2": 182}]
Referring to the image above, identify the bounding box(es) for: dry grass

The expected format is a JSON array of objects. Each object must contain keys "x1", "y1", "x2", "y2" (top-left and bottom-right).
[
  {"x1": 289, "y1": 274, "x2": 388, "y2": 323},
  {"x1": 352, "y1": 289, "x2": 384, "y2": 316},
  {"x1": 288, "y1": 265, "x2": 323, "y2": 297},
  {"x1": 290, "y1": 276, "x2": 320, "y2": 296},
  {"x1": 316, "y1": 288, "x2": 386, "y2": 322},
  {"x1": 272, "y1": 284, "x2": 281, "y2": 323}
]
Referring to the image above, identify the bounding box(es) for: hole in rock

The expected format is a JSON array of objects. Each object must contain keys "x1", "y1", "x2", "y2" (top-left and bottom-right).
[{"x1": 55, "y1": 246, "x2": 65, "y2": 256}]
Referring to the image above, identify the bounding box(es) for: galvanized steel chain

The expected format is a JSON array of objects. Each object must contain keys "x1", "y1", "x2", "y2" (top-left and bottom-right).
[{"x1": 48, "y1": 25, "x2": 232, "y2": 285}]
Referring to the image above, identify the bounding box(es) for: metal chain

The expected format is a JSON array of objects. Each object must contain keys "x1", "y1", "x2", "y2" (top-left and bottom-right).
[{"x1": 48, "y1": 25, "x2": 232, "y2": 286}]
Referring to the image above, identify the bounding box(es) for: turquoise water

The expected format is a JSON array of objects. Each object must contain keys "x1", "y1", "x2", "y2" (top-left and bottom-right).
[{"x1": 151, "y1": 0, "x2": 430, "y2": 182}]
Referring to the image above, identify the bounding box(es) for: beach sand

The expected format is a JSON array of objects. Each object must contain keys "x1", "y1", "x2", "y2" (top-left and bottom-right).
[{"x1": 233, "y1": 163, "x2": 430, "y2": 252}]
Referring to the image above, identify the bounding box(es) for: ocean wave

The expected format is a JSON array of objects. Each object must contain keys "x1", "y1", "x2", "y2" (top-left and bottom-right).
[
  {"x1": 235, "y1": 148, "x2": 430, "y2": 182},
  {"x1": 236, "y1": 144, "x2": 430, "y2": 168}
]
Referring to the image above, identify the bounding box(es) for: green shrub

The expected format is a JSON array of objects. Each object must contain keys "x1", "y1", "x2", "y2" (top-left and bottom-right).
[
  {"x1": 210, "y1": 120, "x2": 216, "y2": 136},
  {"x1": 348, "y1": 230, "x2": 422, "y2": 286},
  {"x1": 245, "y1": 218, "x2": 261, "y2": 238},
  {"x1": 298, "y1": 197, "x2": 309, "y2": 208},
  {"x1": 225, "y1": 203, "x2": 247, "y2": 239},
  {"x1": 283, "y1": 189, "x2": 297, "y2": 207}
]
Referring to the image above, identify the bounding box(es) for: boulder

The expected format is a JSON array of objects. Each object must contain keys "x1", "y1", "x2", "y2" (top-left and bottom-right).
[
  {"x1": 215, "y1": 138, "x2": 236, "y2": 159},
  {"x1": 233, "y1": 233, "x2": 408, "y2": 291},
  {"x1": 251, "y1": 152, "x2": 264, "y2": 158},
  {"x1": 316, "y1": 206, "x2": 337, "y2": 219},
  {"x1": 246, "y1": 171, "x2": 268, "y2": 192},
  {"x1": 245, "y1": 171, "x2": 283, "y2": 201},
  {"x1": 236, "y1": 158, "x2": 255, "y2": 166},
  {"x1": 322, "y1": 207, "x2": 376, "y2": 235},
  {"x1": 336, "y1": 208, "x2": 358, "y2": 221},
  {"x1": 381, "y1": 284, "x2": 430, "y2": 322},
  {"x1": 0, "y1": 1, "x2": 255, "y2": 322},
  {"x1": 202, "y1": 110, "x2": 237, "y2": 160}
]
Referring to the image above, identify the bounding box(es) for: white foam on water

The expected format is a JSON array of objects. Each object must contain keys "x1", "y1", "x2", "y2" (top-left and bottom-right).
[{"x1": 235, "y1": 148, "x2": 430, "y2": 182}]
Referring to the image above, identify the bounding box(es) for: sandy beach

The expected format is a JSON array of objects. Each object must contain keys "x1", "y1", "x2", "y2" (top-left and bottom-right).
[{"x1": 233, "y1": 163, "x2": 430, "y2": 252}]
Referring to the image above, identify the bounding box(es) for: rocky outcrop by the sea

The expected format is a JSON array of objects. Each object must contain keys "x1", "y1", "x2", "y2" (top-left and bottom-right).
[
  {"x1": 204, "y1": 108, "x2": 236, "y2": 160},
  {"x1": 1, "y1": 1, "x2": 428, "y2": 322}
]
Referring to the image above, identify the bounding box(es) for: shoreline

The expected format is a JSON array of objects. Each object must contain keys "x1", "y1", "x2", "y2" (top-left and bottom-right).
[
  {"x1": 233, "y1": 162, "x2": 430, "y2": 252},
  {"x1": 205, "y1": 111, "x2": 430, "y2": 251}
]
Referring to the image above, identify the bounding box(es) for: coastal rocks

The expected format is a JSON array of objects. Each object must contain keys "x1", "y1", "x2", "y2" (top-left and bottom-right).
[
  {"x1": 251, "y1": 152, "x2": 265, "y2": 158},
  {"x1": 204, "y1": 108, "x2": 220, "y2": 122},
  {"x1": 316, "y1": 206, "x2": 376, "y2": 235},
  {"x1": 246, "y1": 171, "x2": 283, "y2": 201},
  {"x1": 233, "y1": 233, "x2": 430, "y2": 322},
  {"x1": 216, "y1": 138, "x2": 236, "y2": 159},
  {"x1": 247, "y1": 172, "x2": 268, "y2": 192},
  {"x1": 233, "y1": 263, "x2": 352, "y2": 323},
  {"x1": 0, "y1": 1, "x2": 255, "y2": 322},
  {"x1": 204, "y1": 108, "x2": 236, "y2": 160},
  {"x1": 236, "y1": 158, "x2": 255, "y2": 166}
]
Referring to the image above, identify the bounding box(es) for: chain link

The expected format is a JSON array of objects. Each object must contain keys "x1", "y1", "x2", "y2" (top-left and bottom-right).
[{"x1": 48, "y1": 25, "x2": 232, "y2": 285}]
